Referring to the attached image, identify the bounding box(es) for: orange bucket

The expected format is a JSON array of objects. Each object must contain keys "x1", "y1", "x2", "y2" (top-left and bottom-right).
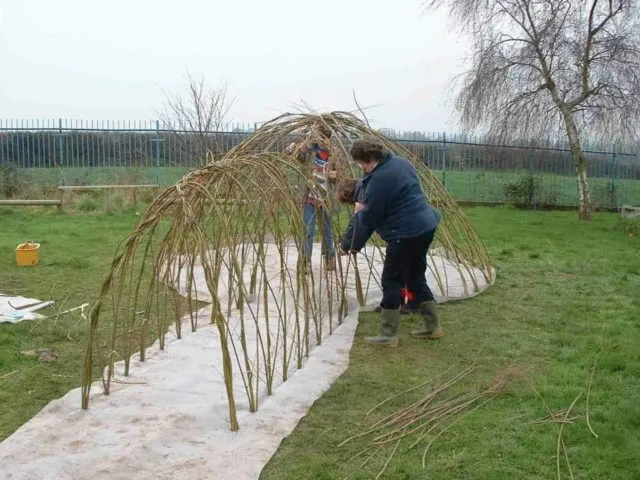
[{"x1": 16, "y1": 242, "x2": 40, "y2": 267}]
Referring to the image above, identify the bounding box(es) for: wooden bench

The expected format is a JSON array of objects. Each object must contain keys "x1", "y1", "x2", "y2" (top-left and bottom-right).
[
  {"x1": 57, "y1": 185, "x2": 160, "y2": 211},
  {"x1": 0, "y1": 199, "x2": 62, "y2": 212}
]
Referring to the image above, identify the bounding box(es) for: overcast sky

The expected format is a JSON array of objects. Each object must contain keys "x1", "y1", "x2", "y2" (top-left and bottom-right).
[{"x1": 0, "y1": 0, "x2": 468, "y2": 131}]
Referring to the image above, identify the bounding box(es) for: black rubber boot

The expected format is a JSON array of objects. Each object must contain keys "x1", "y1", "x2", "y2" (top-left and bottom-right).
[
  {"x1": 365, "y1": 308, "x2": 401, "y2": 346},
  {"x1": 410, "y1": 301, "x2": 443, "y2": 339}
]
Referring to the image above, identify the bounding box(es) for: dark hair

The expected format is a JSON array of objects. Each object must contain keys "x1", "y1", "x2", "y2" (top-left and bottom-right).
[
  {"x1": 335, "y1": 178, "x2": 357, "y2": 204},
  {"x1": 350, "y1": 137, "x2": 386, "y2": 163}
]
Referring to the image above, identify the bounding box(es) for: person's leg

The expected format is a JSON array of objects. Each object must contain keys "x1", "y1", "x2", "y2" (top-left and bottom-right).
[
  {"x1": 320, "y1": 207, "x2": 336, "y2": 270},
  {"x1": 302, "y1": 202, "x2": 316, "y2": 269},
  {"x1": 405, "y1": 229, "x2": 443, "y2": 339},
  {"x1": 366, "y1": 240, "x2": 405, "y2": 346},
  {"x1": 375, "y1": 253, "x2": 410, "y2": 313},
  {"x1": 381, "y1": 241, "x2": 406, "y2": 310},
  {"x1": 406, "y1": 229, "x2": 436, "y2": 304}
]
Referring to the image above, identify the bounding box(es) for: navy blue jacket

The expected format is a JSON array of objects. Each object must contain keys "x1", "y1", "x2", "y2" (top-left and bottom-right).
[{"x1": 341, "y1": 154, "x2": 440, "y2": 252}]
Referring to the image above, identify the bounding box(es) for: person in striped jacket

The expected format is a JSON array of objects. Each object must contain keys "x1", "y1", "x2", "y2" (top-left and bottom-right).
[{"x1": 286, "y1": 125, "x2": 342, "y2": 272}]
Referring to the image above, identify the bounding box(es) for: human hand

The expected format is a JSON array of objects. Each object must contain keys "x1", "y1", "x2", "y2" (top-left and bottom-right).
[
  {"x1": 354, "y1": 202, "x2": 365, "y2": 214},
  {"x1": 285, "y1": 142, "x2": 297, "y2": 154}
]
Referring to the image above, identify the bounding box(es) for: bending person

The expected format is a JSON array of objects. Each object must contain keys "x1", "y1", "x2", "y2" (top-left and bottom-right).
[
  {"x1": 336, "y1": 178, "x2": 418, "y2": 315},
  {"x1": 339, "y1": 137, "x2": 442, "y2": 346}
]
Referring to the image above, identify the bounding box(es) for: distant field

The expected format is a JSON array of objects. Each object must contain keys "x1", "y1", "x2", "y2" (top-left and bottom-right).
[{"x1": 9, "y1": 166, "x2": 640, "y2": 207}]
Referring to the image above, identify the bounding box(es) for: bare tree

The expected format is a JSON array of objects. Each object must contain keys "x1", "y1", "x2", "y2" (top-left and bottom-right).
[
  {"x1": 161, "y1": 74, "x2": 234, "y2": 164},
  {"x1": 427, "y1": 0, "x2": 640, "y2": 220}
]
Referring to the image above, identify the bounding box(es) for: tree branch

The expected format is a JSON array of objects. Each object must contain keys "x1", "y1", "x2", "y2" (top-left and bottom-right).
[{"x1": 426, "y1": 0, "x2": 640, "y2": 143}]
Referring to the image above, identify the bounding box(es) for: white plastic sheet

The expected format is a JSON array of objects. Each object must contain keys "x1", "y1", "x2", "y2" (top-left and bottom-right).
[{"x1": 0, "y1": 243, "x2": 493, "y2": 479}]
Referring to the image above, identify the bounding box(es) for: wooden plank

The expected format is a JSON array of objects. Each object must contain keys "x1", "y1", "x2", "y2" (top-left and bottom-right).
[
  {"x1": 0, "y1": 199, "x2": 62, "y2": 206},
  {"x1": 57, "y1": 185, "x2": 160, "y2": 191}
]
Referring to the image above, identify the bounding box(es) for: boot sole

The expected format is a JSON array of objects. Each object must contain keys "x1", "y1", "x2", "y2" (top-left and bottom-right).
[
  {"x1": 386, "y1": 338, "x2": 400, "y2": 347},
  {"x1": 410, "y1": 328, "x2": 444, "y2": 340},
  {"x1": 365, "y1": 337, "x2": 400, "y2": 347},
  {"x1": 374, "y1": 309, "x2": 416, "y2": 315}
]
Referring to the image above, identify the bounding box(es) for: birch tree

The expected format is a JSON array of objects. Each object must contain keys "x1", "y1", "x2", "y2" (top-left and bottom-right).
[{"x1": 427, "y1": 0, "x2": 640, "y2": 220}]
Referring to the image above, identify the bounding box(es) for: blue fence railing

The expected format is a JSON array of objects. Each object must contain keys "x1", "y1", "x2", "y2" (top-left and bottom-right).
[{"x1": 0, "y1": 119, "x2": 638, "y2": 208}]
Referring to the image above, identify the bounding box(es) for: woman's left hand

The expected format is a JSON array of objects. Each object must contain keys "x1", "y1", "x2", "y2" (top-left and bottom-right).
[
  {"x1": 285, "y1": 142, "x2": 297, "y2": 154},
  {"x1": 354, "y1": 202, "x2": 365, "y2": 214}
]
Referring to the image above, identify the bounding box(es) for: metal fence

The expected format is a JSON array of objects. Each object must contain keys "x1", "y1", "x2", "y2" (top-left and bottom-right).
[{"x1": 0, "y1": 119, "x2": 638, "y2": 208}]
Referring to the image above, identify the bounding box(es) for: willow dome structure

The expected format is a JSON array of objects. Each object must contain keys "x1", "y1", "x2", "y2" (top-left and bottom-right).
[{"x1": 80, "y1": 111, "x2": 495, "y2": 431}]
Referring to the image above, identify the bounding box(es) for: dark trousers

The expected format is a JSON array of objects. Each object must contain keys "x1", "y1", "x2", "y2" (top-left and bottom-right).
[{"x1": 380, "y1": 229, "x2": 436, "y2": 310}]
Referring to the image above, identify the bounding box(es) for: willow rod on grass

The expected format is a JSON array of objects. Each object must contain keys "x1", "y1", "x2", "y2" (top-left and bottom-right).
[
  {"x1": 80, "y1": 112, "x2": 494, "y2": 431},
  {"x1": 340, "y1": 365, "x2": 520, "y2": 479}
]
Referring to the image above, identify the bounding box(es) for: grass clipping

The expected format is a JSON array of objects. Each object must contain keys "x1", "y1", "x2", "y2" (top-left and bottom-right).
[{"x1": 339, "y1": 365, "x2": 522, "y2": 479}]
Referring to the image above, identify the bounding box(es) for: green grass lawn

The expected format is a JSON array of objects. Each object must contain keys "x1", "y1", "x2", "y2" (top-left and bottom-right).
[
  {"x1": 0, "y1": 208, "x2": 142, "y2": 439},
  {"x1": 0, "y1": 207, "x2": 639, "y2": 479},
  {"x1": 260, "y1": 208, "x2": 640, "y2": 479}
]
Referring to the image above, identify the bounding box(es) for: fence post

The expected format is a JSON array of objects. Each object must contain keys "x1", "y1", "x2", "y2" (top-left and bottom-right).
[
  {"x1": 441, "y1": 132, "x2": 447, "y2": 188},
  {"x1": 56, "y1": 118, "x2": 68, "y2": 186},
  {"x1": 529, "y1": 151, "x2": 535, "y2": 208},
  {"x1": 58, "y1": 119, "x2": 63, "y2": 165},
  {"x1": 611, "y1": 143, "x2": 617, "y2": 210},
  {"x1": 153, "y1": 120, "x2": 164, "y2": 186}
]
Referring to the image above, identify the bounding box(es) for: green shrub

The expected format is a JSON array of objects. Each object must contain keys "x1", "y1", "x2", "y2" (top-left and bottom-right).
[
  {"x1": 504, "y1": 175, "x2": 558, "y2": 209},
  {"x1": 138, "y1": 188, "x2": 157, "y2": 204},
  {"x1": 77, "y1": 195, "x2": 99, "y2": 212},
  {"x1": 0, "y1": 165, "x2": 24, "y2": 198},
  {"x1": 504, "y1": 175, "x2": 539, "y2": 208}
]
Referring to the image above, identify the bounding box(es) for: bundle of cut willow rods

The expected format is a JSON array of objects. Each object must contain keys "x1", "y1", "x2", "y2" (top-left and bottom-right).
[{"x1": 339, "y1": 364, "x2": 520, "y2": 479}]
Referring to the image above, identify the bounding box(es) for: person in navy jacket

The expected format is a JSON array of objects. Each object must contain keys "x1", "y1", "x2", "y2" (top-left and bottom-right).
[
  {"x1": 336, "y1": 178, "x2": 419, "y2": 315},
  {"x1": 339, "y1": 137, "x2": 443, "y2": 346}
]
